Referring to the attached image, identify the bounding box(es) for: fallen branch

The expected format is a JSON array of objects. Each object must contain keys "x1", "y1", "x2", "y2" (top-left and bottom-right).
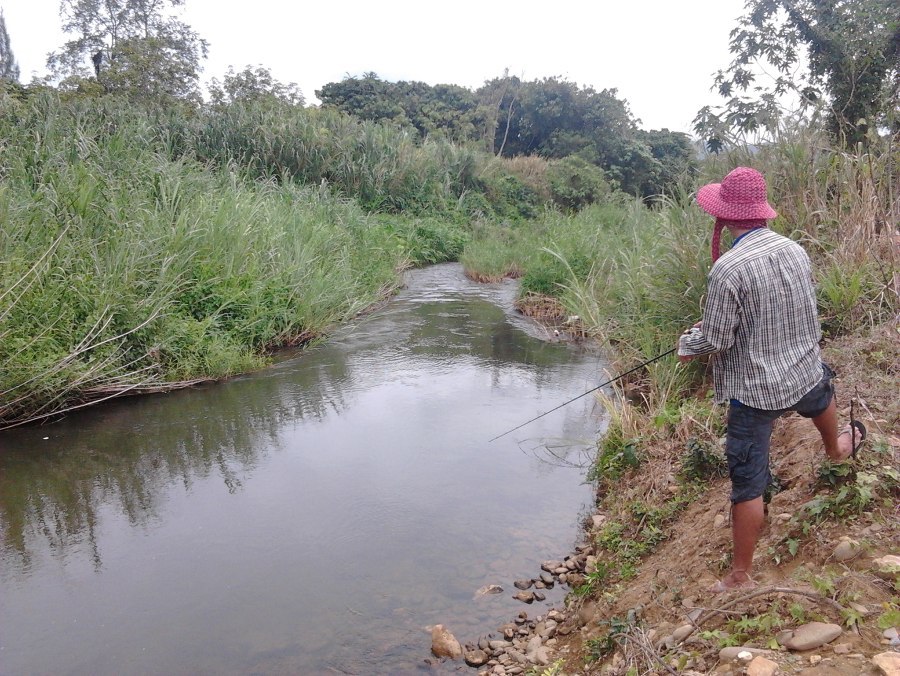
[{"x1": 684, "y1": 586, "x2": 846, "y2": 642}]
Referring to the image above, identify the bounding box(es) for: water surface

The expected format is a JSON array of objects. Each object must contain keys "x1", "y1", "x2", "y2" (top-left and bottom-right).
[{"x1": 0, "y1": 264, "x2": 606, "y2": 675}]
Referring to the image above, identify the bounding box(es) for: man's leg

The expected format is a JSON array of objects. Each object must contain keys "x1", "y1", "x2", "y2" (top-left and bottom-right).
[
  {"x1": 716, "y1": 404, "x2": 777, "y2": 590},
  {"x1": 811, "y1": 398, "x2": 854, "y2": 461},
  {"x1": 722, "y1": 497, "x2": 764, "y2": 588}
]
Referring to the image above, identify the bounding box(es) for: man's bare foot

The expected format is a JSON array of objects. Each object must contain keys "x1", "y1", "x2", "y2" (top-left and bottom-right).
[
  {"x1": 831, "y1": 421, "x2": 867, "y2": 462},
  {"x1": 709, "y1": 571, "x2": 757, "y2": 593}
]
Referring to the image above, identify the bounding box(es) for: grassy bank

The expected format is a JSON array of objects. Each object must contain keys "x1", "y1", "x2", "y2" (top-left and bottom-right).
[{"x1": 0, "y1": 91, "x2": 475, "y2": 427}]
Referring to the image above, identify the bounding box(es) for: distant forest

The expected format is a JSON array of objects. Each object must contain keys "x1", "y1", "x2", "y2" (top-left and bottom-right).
[{"x1": 316, "y1": 73, "x2": 696, "y2": 199}]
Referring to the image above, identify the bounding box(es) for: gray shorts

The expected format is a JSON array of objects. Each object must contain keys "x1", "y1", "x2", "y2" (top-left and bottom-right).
[{"x1": 726, "y1": 364, "x2": 835, "y2": 504}]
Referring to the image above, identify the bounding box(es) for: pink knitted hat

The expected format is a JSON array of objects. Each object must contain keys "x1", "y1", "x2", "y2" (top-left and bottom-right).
[
  {"x1": 697, "y1": 167, "x2": 777, "y2": 262},
  {"x1": 697, "y1": 167, "x2": 777, "y2": 221}
]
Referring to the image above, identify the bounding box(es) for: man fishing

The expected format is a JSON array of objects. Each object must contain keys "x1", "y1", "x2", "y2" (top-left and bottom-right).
[{"x1": 677, "y1": 166, "x2": 865, "y2": 592}]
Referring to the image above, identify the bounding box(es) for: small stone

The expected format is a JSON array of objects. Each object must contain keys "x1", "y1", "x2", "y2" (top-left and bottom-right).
[
  {"x1": 809, "y1": 654, "x2": 822, "y2": 665},
  {"x1": 718, "y1": 647, "x2": 776, "y2": 662},
  {"x1": 533, "y1": 580, "x2": 546, "y2": 589},
  {"x1": 671, "y1": 624, "x2": 694, "y2": 644},
  {"x1": 540, "y1": 572, "x2": 555, "y2": 585},
  {"x1": 883, "y1": 627, "x2": 899, "y2": 642},
  {"x1": 737, "y1": 650, "x2": 754, "y2": 662},
  {"x1": 783, "y1": 622, "x2": 842, "y2": 651},
  {"x1": 567, "y1": 573, "x2": 584, "y2": 587},
  {"x1": 832, "y1": 537, "x2": 861, "y2": 561},
  {"x1": 714, "y1": 513, "x2": 726, "y2": 528},
  {"x1": 533, "y1": 591, "x2": 546, "y2": 602},
  {"x1": 776, "y1": 513, "x2": 792, "y2": 522},
  {"x1": 872, "y1": 651, "x2": 900, "y2": 676},
  {"x1": 514, "y1": 579, "x2": 532, "y2": 590},
  {"x1": 849, "y1": 602, "x2": 870, "y2": 615},
  {"x1": 872, "y1": 555, "x2": 900, "y2": 581},
  {"x1": 489, "y1": 640, "x2": 511, "y2": 651},
  {"x1": 832, "y1": 643, "x2": 851, "y2": 654},
  {"x1": 591, "y1": 514, "x2": 606, "y2": 528},
  {"x1": 577, "y1": 600, "x2": 596, "y2": 625},
  {"x1": 746, "y1": 655, "x2": 780, "y2": 676},
  {"x1": 513, "y1": 592, "x2": 534, "y2": 604},
  {"x1": 541, "y1": 560, "x2": 562, "y2": 573},
  {"x1": 465, "y1": 650, "x2": 489, "y2": 667},
  {"x1": 869, "y1": 522, "x2": 884, "y2": 532}
]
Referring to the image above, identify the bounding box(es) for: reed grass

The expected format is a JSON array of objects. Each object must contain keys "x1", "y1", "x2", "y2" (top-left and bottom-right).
[{"x1": 0, "y1": 91, "x2": 409, "y2": 426}]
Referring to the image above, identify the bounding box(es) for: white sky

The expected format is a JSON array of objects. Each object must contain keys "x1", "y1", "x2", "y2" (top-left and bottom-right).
[{"x1": 1, "y1": 0, "x2": 748, "y2": 134}]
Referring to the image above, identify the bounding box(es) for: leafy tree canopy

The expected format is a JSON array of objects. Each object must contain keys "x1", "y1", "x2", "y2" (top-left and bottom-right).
[
  {"x1": 317, "y1": 72, "x2": 696, "y2": 199},
  {"x1": 317, "y1": 73, "x2": 482, "y2": 144},
  {"x1": 0, "y1": 9, "x2": 19, "y2": 82},
  {"x1": 48, "y1": 0, "x2": 208, "y2": 102},
  {"x1": 209, "y1": 65, "x2": 304, "y2": 107},
  {"x1": 695, "y1": 0, "x2": 900, "y2": 149}
]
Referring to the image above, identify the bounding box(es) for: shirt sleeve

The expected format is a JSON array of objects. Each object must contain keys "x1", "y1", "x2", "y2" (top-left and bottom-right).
[{"x1": 679, "y1": 273, "x2": 740, "y2": 356}]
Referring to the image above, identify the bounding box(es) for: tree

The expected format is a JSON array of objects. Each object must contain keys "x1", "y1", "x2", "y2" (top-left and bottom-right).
[
  {"x1": 48, "y1": 0, "x2": 208, "y2": 101},
  {"x1": 317, "y1": 73, "x2": 483, "y2": 144},
  {"x1": 695, "y1": 0, "x2": 900, "y2": 149},
  {"x1": 0, "y1": 9, "x2": 19, "y2": 82},
  {"x1": 208, "y1": 65, "x2": 304, "y2": 106}
]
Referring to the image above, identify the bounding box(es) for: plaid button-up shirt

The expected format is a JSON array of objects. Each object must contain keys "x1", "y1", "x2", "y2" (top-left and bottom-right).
[{"x1": 679, "y1": 228, "x2": 823, "y2": 410}]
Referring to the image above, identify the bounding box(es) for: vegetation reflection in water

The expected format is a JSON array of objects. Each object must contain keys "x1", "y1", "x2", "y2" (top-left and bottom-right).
[{"x1": 0, "y1": 264, "x2": 604, "y2": 675}]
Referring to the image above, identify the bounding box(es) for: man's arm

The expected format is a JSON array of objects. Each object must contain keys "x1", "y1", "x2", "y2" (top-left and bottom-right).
[{"x1": 678, "y1": 275, "x2": 740, "y2": 360}]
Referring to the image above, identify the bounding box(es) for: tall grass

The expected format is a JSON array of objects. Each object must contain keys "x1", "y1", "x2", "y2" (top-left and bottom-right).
[
  {"x1": 165, "y1": 100, "x2": 539, "y2": 219},
  {"x1": 0, "y1": 91, "x2": 408, "y2": 427},
  {"x1": 461, "y1": 125, "x2": 898, "y2": 413}
]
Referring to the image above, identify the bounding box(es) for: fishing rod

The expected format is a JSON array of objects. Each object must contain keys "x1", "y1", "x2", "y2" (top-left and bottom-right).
[{"x1": 489, "y1": 347, "x2": 677, "y2": 442}]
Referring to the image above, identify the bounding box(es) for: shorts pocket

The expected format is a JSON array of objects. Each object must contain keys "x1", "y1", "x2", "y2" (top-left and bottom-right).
[{"x1": 726, "y1": 438, "x2": 756, "y2": 483}]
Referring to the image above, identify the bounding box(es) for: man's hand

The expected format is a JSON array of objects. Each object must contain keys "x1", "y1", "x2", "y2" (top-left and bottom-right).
[{"x1": 678, "y1": 322, "x2": 703, "y2": 362}]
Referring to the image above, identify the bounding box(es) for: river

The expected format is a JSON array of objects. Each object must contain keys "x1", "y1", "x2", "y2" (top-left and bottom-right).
[{"x1": 0, "y1": 264, "x2": 607, "y2": 675}]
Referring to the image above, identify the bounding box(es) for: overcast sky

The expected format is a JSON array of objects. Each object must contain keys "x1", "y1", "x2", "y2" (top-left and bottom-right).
[{"x1": 1, "y1": 0, "x2": 748, "y2": 134}]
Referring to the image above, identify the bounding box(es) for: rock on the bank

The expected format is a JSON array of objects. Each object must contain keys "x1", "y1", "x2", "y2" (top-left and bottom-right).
[
  {"x1": 780, "y1": 622, "x2": 842, "y2": 651},
  {"x1": 525, "y1": 636, "x2": 550, "y2": 666},
  {"x1": 746, "y1": 655, "x2": 780, "y2": 676},
  {"x1": 873, "y1": 651, "x2": 900, "y2": 676},
  {"x1": 718, "y1": 647, "x2": 777, "y2": 662},
  {"x1": 832, "y1": 537, "x2": 861, "y2": 561},
  {"x1": 873, "y1": 555, "x2": 900, "y2": 581},
  {"x1": 431, "y1": 624, "x2": 462, "y2": 659},
  {"x1": 464, "y1": 649, "x2": 488, "y2": 667}
]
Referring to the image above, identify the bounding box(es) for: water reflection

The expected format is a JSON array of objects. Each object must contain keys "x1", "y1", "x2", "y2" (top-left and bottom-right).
[{"x1": 0, "y1": 264, "x2": 605, "y2": 675}]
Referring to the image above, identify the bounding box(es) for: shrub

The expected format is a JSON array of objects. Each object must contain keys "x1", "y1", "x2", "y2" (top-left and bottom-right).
[{"x1": 546, "y1": 155, "x2": 611, "y2": 211}]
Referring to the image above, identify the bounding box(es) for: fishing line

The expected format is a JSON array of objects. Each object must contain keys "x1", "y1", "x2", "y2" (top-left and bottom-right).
[{"x1": 488, "y1": 347, "x2": 677, "y2": 442}]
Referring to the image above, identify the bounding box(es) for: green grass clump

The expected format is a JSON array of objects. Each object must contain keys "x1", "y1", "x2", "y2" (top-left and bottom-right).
[{"x1": 0, "y1": 91, "x2": 411, "y2": 426}]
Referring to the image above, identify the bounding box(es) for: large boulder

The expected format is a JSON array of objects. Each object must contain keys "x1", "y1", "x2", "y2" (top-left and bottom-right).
[{"x1": 430, "y1": 624, "x2": 461, "y2": 659}]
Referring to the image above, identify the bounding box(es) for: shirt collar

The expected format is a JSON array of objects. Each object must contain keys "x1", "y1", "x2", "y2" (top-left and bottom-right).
[{"x1": 732, "y1": 227, "x2": 767, "y2": 248}]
